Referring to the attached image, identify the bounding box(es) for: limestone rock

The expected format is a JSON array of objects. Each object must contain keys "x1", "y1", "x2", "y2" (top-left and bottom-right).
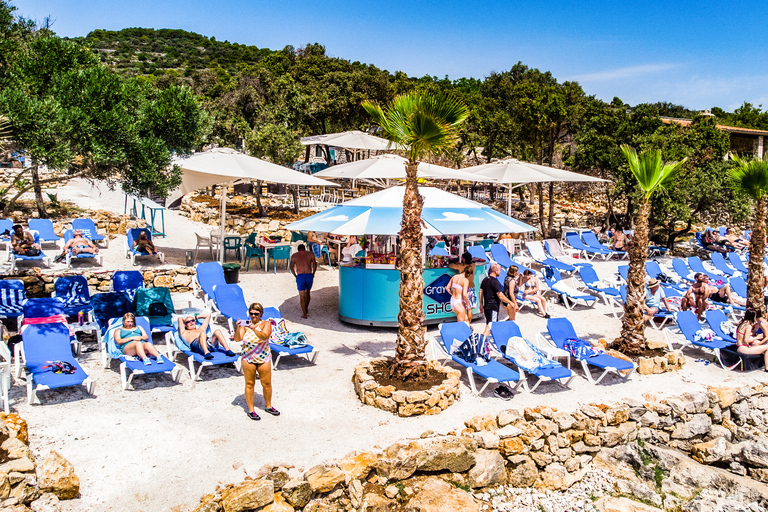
[
  {"x1": 691, "y1": 437, "x2": 728, "y2": 464},
  {"x1": 1, "y1": 439, "x2": 33, "y2": 462},
  {"x1": 338, "y1": 451, "x2": 378, "y2": 484},
  {"x1": 553, "y1": 412, "x2": 576, "y2": 431},
  {"x1": 265, "y1": 469, "x2": 289, "y2": 491},
  {"x1": 191, "y1": 499, "x2": 221, "y2": 512},
  {"x1": 280, "y1": 479, "x2": 312, "y2": 509},
  {"x1": 260, "y1": 493, "x2": 294, "y2": 512},
  {"x1": 35, "y1": 451, "x2": 79, "y2": 500},
  {"x1": 497, "y1": 409, "x2": 523, "y2": 427},
  {"x1": 29, "y1": 493, "x2": 59, "y2": 512},
  {"x1": 0, "y1": 414, "x2": 28, "y2": 445},
  {"x1": 506, "y1": 459, "x2": 537, "y2": 487},
  {"x1": 361, "y1": 492, "x2": 396, "y2": 511},
  {"x1": 467, "y1": 449, "x2": 506, "y2": 488},
  {"x1": 403, "y1": 477, "x2": 479, "y2": 512},
  {"x1": 595, "y1": 496, "x2": 663, "y2": 512},
  {"x1": 605, "y1": 405, "x2": 630, "y2": 425},
  {"x1": 535, "y1": 463, "x2": 569, "y2": 491},
  {"x1": 470, "y1": 431, "x2": 499, "y2": 450},
  {"x1": 304, "y1": 464, "x2": 344, "y2": 493},
  {"x1": 220, "y1": 479, "x2": 273, "y2": 512},
  {"x1": 378, "y1": 436, "x2": 477, "y2": 481},
  {"x1": 0, "y1": 459, "x2": 35, "y2": 474},
  {"x1": 302, "y1": 499, "x2": 335, "y2": 512},
  {"x1": 681, "y1": 391, "x2": 709, "y2": 414},
  {"x1": 671, "y1": 413, "x2": 711, "y2": 439},
  {"x1": 464, "y1": 415, "x2": 497, "y2": 432},
  {"x1": 738, "y1": 438, "x2": 768, "y2": 468}
]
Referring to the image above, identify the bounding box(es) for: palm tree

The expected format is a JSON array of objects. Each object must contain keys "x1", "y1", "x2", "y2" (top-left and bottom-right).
[
  {"x1": 728, "y1": 154, "x2": 768, "y2": 314},
  {"x1": 363, "y1": 93, "x2": 468, "y2": 380},
  {"x1": 614, "y1": 145, "x2": 685, "y2": 355}
]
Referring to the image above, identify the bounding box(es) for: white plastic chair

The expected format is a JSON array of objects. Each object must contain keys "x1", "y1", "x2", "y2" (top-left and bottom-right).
[{"x1": 194, "y1": 233, "x2": 215, "y2": 262}]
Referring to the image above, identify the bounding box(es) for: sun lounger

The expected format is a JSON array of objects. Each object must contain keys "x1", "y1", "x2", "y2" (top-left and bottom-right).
[
  {"x1": 576, "y1": 266, "x2": 621, "y2": 304},
  {"x1": 490, "y1": 243, "x2": 515, "y2": 269},
  {"x1": 134, "y1": 287, "x2": 175, "y2": 335},
  {"x1": 526, "y1": 241, "x2": 576, "y2": 273},
  {"x1": 564, "y1": 231, "x2": 611, "y2": 261},
  {"x1": 10, "y1": 232, "x2": 50, "y2": 272},
  {"x1": 489, "y1": 321, "x2": 574, "y2": 392},
  {"x1": 112, "y1": 271, "x2": 144, "y2": 301},
  {"x1": 705, "y1": 309, "x2": 737, "y2": 344},
  {"x1": 53, "y1": 275, "x2": 94, "y2": 319},
  {"x1": 709, "y1": 252, "x2": 739, "y2": 277},
  {"x1": 495, "y1": 268, "x2": 540, "y2": 312},
  {"x1": 687, "y1": 256, "x2": 723, "y2": 281},
  {"x1": 165, "y1": 316, "x2": 240, "y2": 380},
  {"x1": 27, "y1": 219, "x2": 63, "y2": 249},
  {"x1": 260, "y1": 306, "x2": 319, "y2": 369},
  {"x1": 540, "y1": 267, "x2": 597, "y2": 309},
  {"x1": 545, "y1": 317, "x2": 636, "y2": 384},
  {"x1": 20, "y1": 323, "x2": 94, "y2": 405},
  {"x1": 0, "y1": 279, "x2": 26, "y2": 329},
  {"x1": 434, "y1": 322, "x2": 522, "y2": 395},
  {"x1": 104, "y1": 316, "x2": 181, "y2": 389},
  {"x1": 0, "y1": 218, "x2": 13, "y2": 256},
  {"x1": 726, "y1": 252, "x2": 749, "y2": 274},
  {"x1": 194, "y1": 262, "x2": 227, "y2": 308},
  {"x1": 125, "y1": 228, "x2": 165, "y2": 266},
  {"x1": 663, "y1": 311, "x2": 734, "y2": 368},
  {"x1": 71, "y1": 218, "x2": 108, "y2": 248},
  {"x1": 212, "y1": 283, "x2": 249, "y2": 334},
  {"x1": 729, "y1": 276, "x2": 747, "y2": 300},
  {"x1": 671, "y1": 258, "x2": 696, "y2": 283},
  {"x1": 581, "y1": 231, "x2": 627, "y2": 259},
  {"x1": 467, "y1": 245, "x2": 489, "y2": 274},
  {"x1": 62, "y1": 229, "x2": 103, "y2": 268},
  {"x1": 544, "y1": 238, "x2": 583, "y2": 264}
]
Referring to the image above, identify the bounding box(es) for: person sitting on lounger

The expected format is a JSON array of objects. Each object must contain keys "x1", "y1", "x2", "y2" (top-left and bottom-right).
[
  {"x1": 11, "y1": 224, "x2": 40, "y2": 255},
  {"x1": 133, "y1": 231, "x2": 158, "y2": 255},
  {"x1": 701, "y1": 229, "x2": 730, "y2": 253},
  {"x1": 179, "y1": 312, "x2": 236, "y2": 359},
  {"x1": 643, "y1": 278, "x2": 670, "y2": 323},
  {"x1": 681, "y1": 273, "x2": 745, "y2": 320},
  {"x1": 735, "y1": 308, "x2": 768, "y2": 370},
  {"x1": 115, "y1": 312, "x2": 162, "y2": 365},
  {"x1": 518, "y1": 269, "x2": 550, "y2": 318},
  {"x1": 724, "y1": 228, "x2": 749, "y2": 250},
  {"x1": 57, "y1": 229, "x2": 99, "y2": 262},
  {"x1": 610, "y1": 226, "x2": 627, "y2": 252}
]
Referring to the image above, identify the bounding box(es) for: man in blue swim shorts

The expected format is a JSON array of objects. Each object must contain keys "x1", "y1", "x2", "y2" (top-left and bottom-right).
[{"x1": 290, "y1": 244, "x2": 317, "y2": 319}]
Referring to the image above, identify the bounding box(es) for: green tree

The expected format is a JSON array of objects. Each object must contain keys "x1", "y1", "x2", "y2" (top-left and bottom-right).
[
  {"x1": 728, "y1": 155, "x2": 768, "y2": 314},
  {"x1": 363, "y1": 93, "x2": 468, "y2": 380},
  {"x1": 246, "y1": 123, "x2": 304, "y2": 216},
  {"x1": 614, "y1": 146, "x2": 685, "y2": 355}
]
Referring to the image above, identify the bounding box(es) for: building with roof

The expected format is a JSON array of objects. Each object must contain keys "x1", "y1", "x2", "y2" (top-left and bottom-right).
[{"x1": 661, "y1": 114, "x2": 766, "y2": 159}]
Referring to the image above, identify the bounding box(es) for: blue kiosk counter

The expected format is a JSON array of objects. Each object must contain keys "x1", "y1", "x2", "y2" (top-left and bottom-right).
[{"x1": 338, "y1": 264, "x2": 484, "y2": 327}]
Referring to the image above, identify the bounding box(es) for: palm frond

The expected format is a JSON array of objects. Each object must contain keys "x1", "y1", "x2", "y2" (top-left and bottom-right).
[
  {"x1": 729, "y1": 153, "x2": 768, "y2": 201},
  {"x1": 621, "y1": 144, "x2": 685, "y2": 200}
]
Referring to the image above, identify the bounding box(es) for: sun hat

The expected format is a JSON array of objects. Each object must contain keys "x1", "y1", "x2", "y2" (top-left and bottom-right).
[{"x1": 647, "y1": 278, "x2": 660, "y2": 287}]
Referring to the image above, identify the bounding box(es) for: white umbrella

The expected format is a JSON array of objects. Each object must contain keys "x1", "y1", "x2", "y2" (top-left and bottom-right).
[
  {"x1": 169, "y1": 148, "x2": 337, "y2": 262},
  {"x1": 462, "y1": 159, "x2": 608, "y2": 215},
  {"x1": 312, "y1": 154, "x2": 498, "y2": 186},
  {"x1": 300, "y1": 130, "x2": 395, "y2": 151}
]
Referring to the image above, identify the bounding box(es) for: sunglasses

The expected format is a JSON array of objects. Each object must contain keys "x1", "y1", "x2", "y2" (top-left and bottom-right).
[
  {"x1": 184, "y1": 319, "x2": 196, "y2": 324},
  {"x1": 249, "y1": 311, "x2": 261, "y2": 316}
]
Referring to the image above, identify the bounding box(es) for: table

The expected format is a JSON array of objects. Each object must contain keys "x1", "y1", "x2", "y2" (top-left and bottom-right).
[
  {"x1": 69, "y1": 321, "x2": 102, "y2": 358},
  {"x1": 257, "y1": 241, "x2": 292, "y2": 273}
]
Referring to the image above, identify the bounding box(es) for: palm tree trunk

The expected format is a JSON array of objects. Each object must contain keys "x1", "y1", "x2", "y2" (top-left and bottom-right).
[
  {"x1": 747, "y1": 196, "x2": 766, "y2": 315},
  {"x1": 393, "y1": 161, "x2": 427, "y2": 380},
  {"x1": 614, "y1": 200, "x2": 650, "y2": 355}
]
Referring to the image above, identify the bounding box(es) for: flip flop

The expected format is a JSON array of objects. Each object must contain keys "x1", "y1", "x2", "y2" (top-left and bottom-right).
[{"x1": 264, "y1": 407, "x2": 280, "y2": 416}]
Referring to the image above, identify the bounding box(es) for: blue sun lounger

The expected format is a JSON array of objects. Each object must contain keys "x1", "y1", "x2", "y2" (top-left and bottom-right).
[
  {"x1": 194, "y1": 262, "x2": 227, "y2": 308},
  {"x1": 212, "y1": 283, "x2": 249, "y2": 334},
  {"x1": 20, "y1": 322, "x2": 94, "y2": 405},
  {"x1": 27, "y1": 219, "x2": 63, "y2": 249},
  {"x1": 435, "y1": 322, "x2": 522, "y2": 395},
  {"x1": 10, "y1": 232, "x2": 50, "y2": 272},
  {"x1": 167, "y1": 316, "x2": 240, "y2": 380},
  {"x1": 729, "y1": 276, "x2": 747, "y2": 300},
  {"x1": 467, "y1": 245, "x2": 489, "y2": 275},
  {"x1": 104, "y1": 316, "x2": 181, "y2": 390},
  {"x1": 564, "y1": 232, "x2": 611, "y2": 261},
  {"x1": 490, "y1": 244, "x2": 535, "y2": 274},
  {"x1": 705, "y1": 309, "x2": 737, "y2": 344},
  {"x1": 71, "y1": 218, "x2": 108, "y2": 248},
  {"x1": 134, "y1": 287, "x2": 176, "y2": 335},
  {"x1": 577, "y1": 265, "x2": 620, "y2": 304},
  {"x1": 541, "y1": 267, "x2": 597, "y2": 309},
  {"x1": 687, "y1": 256, "x2": 723, "y2": 281},
  {"x1": 709, "y1": 252, "x2": 739, "y2": 277},
  {"x1": 14, "y1": 298, "x2": 78, "y2": 376},
  {"x1": 0, "y1": 279, "x2": 26, "y2": 329},
  {"x1": 489, "y1": 321, "x2": 573, "y2": 392},
  {"x1": 581, "y1": 231, "x2": 627, "y2": 259},
  {"x1": 62, "y1": 229, "x2": 103, "y2": 268},
  {"x1": 261, "y1": 306, "x2": 319, "y2": 369},
  {"x1": 125, "y1": 228, "x2": 164, "y2": 266},
  {"x1": 663, "y1": 311, "x2": 734, "y2": 368},
  {"x1": 671, "y1": 258, "x2": 696, "y2": 283},
  {"x1": 53, "y1": 275, "x2": 94, "y2": 319},
  {"x1": 525, "y1": 241, "x2": 576, "y2": 273},
  {"x1": 546, "y1": 318, "x2": 636, "y2": 384},
  {"x1": 112, "y1": 270, "x2": 144, "y2": 301},
  {"x1": 727, "y1": 252, "x2": 749, "y2": 274}
]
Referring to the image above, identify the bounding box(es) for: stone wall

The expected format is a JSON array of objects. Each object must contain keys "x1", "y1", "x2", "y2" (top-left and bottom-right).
[
  {"x1": 0, "y1": 413, "x2": 79, "y2": 511},
  {"x1": 7, "y1": 267, "x2": 195, "y2": 297},
  {"x1": 186, "y1": 383, "x2": 768, "y2": 511}
]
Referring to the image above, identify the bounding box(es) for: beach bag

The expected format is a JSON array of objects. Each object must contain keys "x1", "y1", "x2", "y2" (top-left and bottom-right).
[
  {"x1": 452, "y1": 333, "x2": 491, "y2": 365},
  {"x1": 269, "y1": 318, "x2": 290, "y2": 343},
  {"x1": 24, "y1": 248, "x2": 41, "y2": 257},
  {"x1": 280, "y1": 331, "x2": 308, "y2": 348},
  {"x1": 563, "y1": 338, "x2": 602, "y2": 360}
]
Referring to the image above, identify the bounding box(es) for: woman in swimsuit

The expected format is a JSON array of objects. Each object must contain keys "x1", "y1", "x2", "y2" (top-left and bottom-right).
[
  {"x1": 235, "y1": 303, "x2": 280, "y2": 420},
  {"x1": 447, "y1": 263, "x2": 473, "y2": 324},
  {"x1": 114, "y1": 313, "x2": 163, "y2": 365},
  {"x1": 735, "y1": 308, "x2": 768, "y2": 370},
  {"x1": 517, "y1": 269, "x2": 550, "y2": 318},
  {"x1": 133, "y1": 231, "x2": 157, "y2": 255},
  {"x1": 502, "y1": 266, "x2": 520, "y2": 321}
]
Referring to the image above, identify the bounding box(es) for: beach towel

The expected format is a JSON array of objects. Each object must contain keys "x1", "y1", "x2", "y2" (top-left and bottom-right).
[
  {"x1": 269, "y1": 318, "x2": 290, "y2": 343},
  {"x1": 451, "y1": 332, "x2": 491, "y2": 366},
  {"x1": 694, "y1": 328, "x2": 717, "y2": 343},
  {"x1": 505, "y1": 336, "x2": 559, "y2": 372},
  {"x1": 563, "y1": 338, "x2": 603, "y2": 360},
  {"x1": 277, "y1": 331, "x2": 309, "y2": 348},
  {"x1": 720, "y1": 320, "x2": 737, "y2": 339}
]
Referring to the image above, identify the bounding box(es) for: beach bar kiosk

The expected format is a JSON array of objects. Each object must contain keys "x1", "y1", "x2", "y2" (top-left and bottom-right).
[{"x1": 287, "y1": 187, "x2": 536, "y2": 327}]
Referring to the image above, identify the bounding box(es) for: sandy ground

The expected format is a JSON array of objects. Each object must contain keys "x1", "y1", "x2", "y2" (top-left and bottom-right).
[{"x1": 4, "y1": 179, "x2": 767, "y2": 512}]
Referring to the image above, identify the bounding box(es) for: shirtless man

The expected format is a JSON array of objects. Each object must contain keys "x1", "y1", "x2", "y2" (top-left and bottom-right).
[
  {"x1": 724, "y1": 228, "x2": 749, "y2": 250},
  {"x1": 11, "y1": 224, "x2": 39, "y2": 255},
  {"x1": 290, "y1": 244, "x2": 317, "y2": 318},
  {"x1": 179, "y1": 312, "x2": 236, "y2": 359},
  {"x1": 56, "y1": 229, "x2": 99, "y2": 262},
  {"x1": 681, "y1": 273, "x2": 745, "y2": 320}
]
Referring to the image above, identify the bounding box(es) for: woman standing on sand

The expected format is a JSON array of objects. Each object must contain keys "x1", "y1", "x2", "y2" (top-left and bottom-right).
[{"x1": 235, "y1": 303, "x2": 280, "y2": 420}]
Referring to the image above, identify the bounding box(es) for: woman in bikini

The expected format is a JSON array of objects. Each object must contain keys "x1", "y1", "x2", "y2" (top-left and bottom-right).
[
  {"x1": 133, "y1": 231, "x2": 157, "y2": 255},
  {"x1": 235, "y1": 303, "x2": 280, "y2": 420},
  {"x1": 735, "y1": 308, "x2": 768, "y2": 370},
  {"x1": 114, "y1": 313, "x2": 163, "y2": 365},
  {"x1": 447, "y1": 263, "x2": 473, "y2": 324},
  {"x1": 502, "y1": 266, "x2": 520, "y2": 321},
  {"x1": 517, "y1": 269, "x2": 550, "y2": 318}
]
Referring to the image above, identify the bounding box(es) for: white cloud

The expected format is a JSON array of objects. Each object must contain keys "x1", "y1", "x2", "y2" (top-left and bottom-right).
[
  {"x1": 433, "y1": 212, "x2": 483, "y2": 222},
  {"x1": 569, "y1": 63, "x2": 679, "y2": 82}
]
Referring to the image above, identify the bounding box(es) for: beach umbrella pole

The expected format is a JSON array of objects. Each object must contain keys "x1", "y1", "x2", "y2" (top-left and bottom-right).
[{"x1": 219, "y1": 186, "x2": 227, "y2": 263}]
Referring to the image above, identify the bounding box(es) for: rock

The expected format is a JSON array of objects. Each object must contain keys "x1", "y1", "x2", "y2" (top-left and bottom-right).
[
  {"x1": 361, "y1": 492, "x2": 396, "y2": 511},
  {"x1": 191, "y1": 499, "x2": 221, "y2": 512},
  {"x1": 0, "y1": 414, "x2": 29, "y2": 445},
  {"x1": 384, "y1": 485, "x2": 399, "y2": 499},
  {"x1": 497, "y1": 409, "x2": 523, "y2": 427},
  {"x1": 506, "y1": 459, "x2": 537, "y2": 487},
  {"x1": 738, "y1": 438, "x2": 768, "y2": 468},
  {"x1": 403, "y1": 477, "x2": 479, "y2": 512},
  {"x1": 29, "y1": 493, "x2": 59, "y2": 512},
  {"x1": 220, "y1": 479, "x2": 273, "y2": 512},
  {"x1": 348, "y1": 479, "x2": 363, "y2": 509},
  {"x1": 470, "y1": 431, "x2": 499, "y2": 450},
  {"x1": 467, "y1": 449, "x2": 506, "y2": 488},
  {"x1": 465, "y1": 415, "x2": 497, "y2": 432},
  {"x1": 259, "y1": 493, "x2": 294, "y2": 512},
  {"x1": 304, "y1": 464, "x2": 344, "y2": 493},
  {"x1": 595, "y1": 496, "x2": 663, "y2": 511},
  {"x1": 499, "y1": 437, "x2": 526, "y2": 456},
  {"x1": 671, "y1": 413, "x2": 711, "y2": 439},
  {"x1": 533, "y1": 419, "x2": 558, "y2": 437},
  {"x1": 0, "y1": 475, "x2": 10, "y2": 498},
  {"x1": 691, "y1": 437, "x2": 728, "y2": 464},
  {"x1": 280, "y1": 480, "x2": 311, "y2": 509},
  {"x1": 0, "y1": 459, "x2": 35, "y2": 474},
  {"x1": 535, "y1": 463, "x2": 569, "y2": 491},
  {"x1": 615, "y1": 480, "x2": 662, "y2": 507},
  {"x1": 10, "y1": 481, "x2": 39, "y2": 505},
  {"x1": 681, "y1": 391, "x2": 709, "y2": 414},
  {"x1": 302, "y1": 499, "x2": 335, "y2": 512},
  {"x1": 605, "y1": 405, "x2": 630, "y2": 425},
  {"x1": 553, "y1": 412, "x2": 576, "y2": 431},
  {"x1": 378, "y1": 436, "x2": 477, "y2": 480},
  {"x1": 338, "y1": 451, "x2": 378, "y2": 484},
  {"x1": 1, "y1": 439, "x2": 33, "y2": 462},
  {"x1": 265, "y1": 470, "x2": 289, "y2": 491},
  {"x1": 35, "y1": 451, "x2": 79, "y2": 500}
]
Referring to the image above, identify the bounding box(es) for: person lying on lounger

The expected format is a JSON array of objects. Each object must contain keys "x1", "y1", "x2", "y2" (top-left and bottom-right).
[
  {"x1": 115, "y1": 312, "x2": 162, "y2": 365},
  {"x1": 179, "y1": 312, "x2": 236, "y2": 359},
  {"x1": 59, "y1": 229, "x2": 99, "y2": 256},
  {"x1": 133, "y1": 231, "x2": 158, "y2": 255},
  {"x1": 724, "y1": 228, "x2": 749, "y2": 250},
  {"x1": 701, "y1": 229, "x2": 730, "y2": 253},
  {"x1": 681, "y1": 273, "x2": 745, "y2": 320}
]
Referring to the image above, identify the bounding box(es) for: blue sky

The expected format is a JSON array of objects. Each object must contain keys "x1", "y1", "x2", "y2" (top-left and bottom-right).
[{"x1": 16, "y1": 0, "x2": 768, "y2": 112}]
